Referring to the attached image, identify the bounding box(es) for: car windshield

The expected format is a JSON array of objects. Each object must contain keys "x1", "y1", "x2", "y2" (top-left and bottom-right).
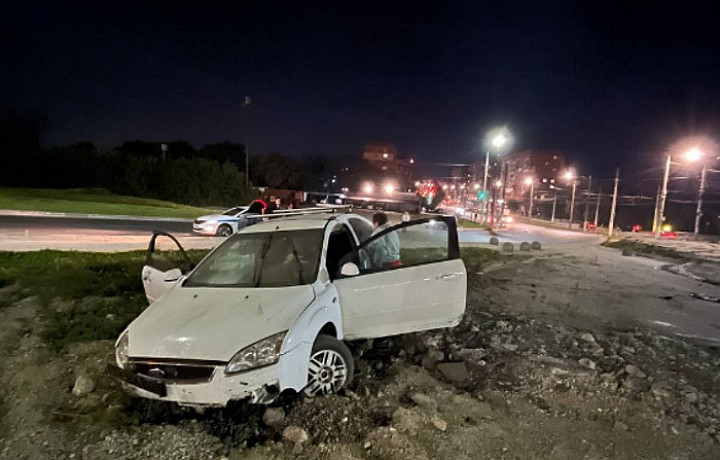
[
  {"x1": 184, "y1": 229, "x2": 324, "y2": 287},
  {"x1": 222, "y1": 207, "x2": 246, "y2": 216}
]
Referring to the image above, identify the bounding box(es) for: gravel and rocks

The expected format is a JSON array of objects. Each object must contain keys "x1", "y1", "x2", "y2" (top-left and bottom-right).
[{"x1": 2, "y1": 247, "x2": 720, "y2": 459}]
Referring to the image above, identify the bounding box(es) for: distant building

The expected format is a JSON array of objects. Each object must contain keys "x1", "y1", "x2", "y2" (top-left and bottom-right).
[
  {"x1": 359, "y1": 141, "x2": 416, "y2": 191},
  {"x1": 363, "y1": 142, "x2": 397, "y2": 164},
  {"x1": 504, "y1": 150, "x2": 566, "y2": 201}
]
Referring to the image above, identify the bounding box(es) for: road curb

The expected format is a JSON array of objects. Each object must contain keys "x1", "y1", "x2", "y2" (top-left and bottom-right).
[{"x1": 0, "y1": 209, "x2": 192, "y2": 223}]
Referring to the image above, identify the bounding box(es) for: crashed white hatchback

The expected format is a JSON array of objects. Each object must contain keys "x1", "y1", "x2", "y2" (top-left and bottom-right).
[{"x1": 109, "y1": 211, "x2": 466, "y2": 407}]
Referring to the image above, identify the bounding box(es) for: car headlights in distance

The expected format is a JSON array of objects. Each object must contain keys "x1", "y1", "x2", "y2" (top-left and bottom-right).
[
  {"x1": 225, "y1": 332, "x2": 286, "y2": 374},
  {"x1": 115, "y1": 332, "x2": 129, "y2": 369}
]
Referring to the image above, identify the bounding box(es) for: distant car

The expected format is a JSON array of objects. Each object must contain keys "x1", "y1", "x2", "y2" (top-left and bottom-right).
[
  {"x1": 660, "y1": 230, "x2": 678, "y2": 239},
  {"x1": 193, "y1": 206, "x2": 250, "y2": 237},
  {"x1": 631, "y1": 224, "x2": 642, "y2": 232},
  {"x1": 585, "y1": 221, "x2": 597, "y2": 231}
]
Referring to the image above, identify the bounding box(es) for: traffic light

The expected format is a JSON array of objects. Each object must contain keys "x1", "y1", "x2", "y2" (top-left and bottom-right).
[{"x1": 477, "y1": 190, "x2": 487, "y2": 201}]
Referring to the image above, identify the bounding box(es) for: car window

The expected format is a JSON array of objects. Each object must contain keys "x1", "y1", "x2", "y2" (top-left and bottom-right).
[
  {"x1": 348, "y1": 217, "x2": 373, "y2": 243},
  {"x1": 184, "y1": 229, "x2": 323, "y2": 287},
  {"x1": 222, "y1": 206, "x2": 245, "y2": 216},
  {"x1": 146, "y1": 234, "x2": 193, "y2": 273},
  {"x1": 326, "y1": 225, "x2": 356, "y2": 280},
  {"x1": 358, "y1": 220, "x2": 449, "y2": 272}
]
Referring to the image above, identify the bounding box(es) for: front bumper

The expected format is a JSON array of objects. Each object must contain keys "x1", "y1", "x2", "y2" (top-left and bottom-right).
[
  {"x1": 192, "y1": 222, "x2": 219, "y2": 235},
  {"x1": 108, "y1": 362, "x2": 281, "y2": 407}
]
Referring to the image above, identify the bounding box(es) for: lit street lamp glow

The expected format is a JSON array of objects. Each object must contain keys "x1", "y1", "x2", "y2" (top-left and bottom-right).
[
  {"x1": 523, "y1": 176, "x2": 534, "y2": 186},
  {"x1": 492, "y1": 134, "x2": 508, "y2": 149},
  {"x1": 384, "y1": 184, "x2": 395, "y2": 194},
  {"x1": 563, "y1": 170, "x2": 574, "y2": 181},
  {"x1": 363, "y1": 183, "x2": 374, "y2": 194},
  {"x1": 685, "y1": 147, "x2": 704, "y2": 162},
  {"x1": 494, "y1": 180, "x2": 503, "y2": 188}
]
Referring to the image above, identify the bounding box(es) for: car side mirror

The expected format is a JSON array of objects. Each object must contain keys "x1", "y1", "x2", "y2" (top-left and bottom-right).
[
  {"x1": 340, "y1": 262, "x2": 360, "y2": 277},
  {"x1": 164, "y1": 268, "x2": 183, "y2": 282}
]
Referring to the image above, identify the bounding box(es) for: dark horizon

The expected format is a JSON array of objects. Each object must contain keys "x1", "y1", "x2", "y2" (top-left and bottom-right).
[{"x1": 3, "y1": 0, "x2": 720, "y2": 179}]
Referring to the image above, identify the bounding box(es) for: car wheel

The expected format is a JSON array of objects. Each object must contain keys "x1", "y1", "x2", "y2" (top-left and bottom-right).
[
  {"x1": 303, "y1": 334, "x2": 354, "y2": 397},
  {"x1": 216, "y1": 224, "x2": 233, "y2": 237}
]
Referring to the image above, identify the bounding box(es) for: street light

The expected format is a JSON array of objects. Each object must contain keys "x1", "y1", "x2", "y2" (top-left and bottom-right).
[
  {"x1": 655, "y1": 137, "x2": 717, "y2": 239},
  {"x1": 481, "y1": 128, "x2": 511, "y2": 225},
  {"x1": 564, "y1": 170, "x2": 577, "y2": 229},
  {"x1": 524, "y1": 177, "x2": 535, "y2": 218}
]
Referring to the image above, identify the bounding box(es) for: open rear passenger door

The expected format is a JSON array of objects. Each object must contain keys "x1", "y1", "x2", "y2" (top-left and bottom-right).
[
  {"x1": 333, "y1": 216, "x2": 466, "y2": 340},
  {"x1": 142, "y1": 231, "x2": 194, "y2": 304}
]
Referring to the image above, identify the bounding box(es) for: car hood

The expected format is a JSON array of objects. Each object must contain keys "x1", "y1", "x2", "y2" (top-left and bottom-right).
[{"x1": 126, "y1": 284, "x2": 315, "y2": 361}]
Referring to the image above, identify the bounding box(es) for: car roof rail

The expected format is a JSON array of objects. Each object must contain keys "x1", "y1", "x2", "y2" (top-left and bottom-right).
[{"x1": 245, "y1": 204, "x2": 351, "y2": 220}]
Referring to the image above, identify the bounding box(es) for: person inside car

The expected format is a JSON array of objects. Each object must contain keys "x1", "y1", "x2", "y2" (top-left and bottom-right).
[{"x1": 368, "y1": 212, "x2": 401, "y2": 269}]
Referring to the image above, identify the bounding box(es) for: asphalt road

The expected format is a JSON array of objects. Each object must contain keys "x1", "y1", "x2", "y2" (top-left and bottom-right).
[{"x1": 0, "y1": 213, "x2": 601, "y2": 252}]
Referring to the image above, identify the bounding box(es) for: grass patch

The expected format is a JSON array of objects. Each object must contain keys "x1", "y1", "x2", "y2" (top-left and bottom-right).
[
  {"x1": 603, "y1": 239, "x2": 692, "y2": 262},
  {"x1": 0, "y1": 249, "x2": 209, "y2": 351},
  {"x1": 460, "y1": 246, "x2": 504, "y2": 272},
  {"x1": 0, "y1": 187, "x2": 217, "y2": 218},
  {"x1": 457, "y1": 218, "x2": 488, "y2": 229}
]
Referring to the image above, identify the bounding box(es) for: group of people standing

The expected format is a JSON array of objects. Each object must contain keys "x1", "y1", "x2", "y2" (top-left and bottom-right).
[{"x1": 247, "y1": 192, "x2": 302, "y2": 215}]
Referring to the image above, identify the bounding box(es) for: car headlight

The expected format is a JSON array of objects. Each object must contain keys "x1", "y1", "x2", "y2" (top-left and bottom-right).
[
  {"x1": 225, "y1": 332, "x2": 286, "y2": 374},
  {"x1": 115, "y1": 332, "x2": 129, "y2": 369}
]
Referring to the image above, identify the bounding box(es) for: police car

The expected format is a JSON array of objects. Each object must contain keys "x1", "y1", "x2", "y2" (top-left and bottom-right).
[{"x1": 193, "y1": 206, "x2": 250, "y2": 237}]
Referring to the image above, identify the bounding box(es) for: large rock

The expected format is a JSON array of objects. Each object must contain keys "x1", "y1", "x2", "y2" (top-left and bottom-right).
[
  {"x1": 436, "y1": 362, "x2": 470, "y2": 385},
  {"x1": 625, "y1": 377, "x2": 650, "y2": 392},
  {"x1": 409, "y1": 393, "x2": 438, "y2": 411},
  {"x1": 578, "y1": 358, "x2": 596, "y2": 370},
  {"x1": 282, "y1": 426, "x2": 309, "y2": 444},
  {"x1": 72, "y1": 375, "x2": 96, "y2": 397},
  {"x1": 262, "y1": 407, "x2": 285, "y2": 428}
]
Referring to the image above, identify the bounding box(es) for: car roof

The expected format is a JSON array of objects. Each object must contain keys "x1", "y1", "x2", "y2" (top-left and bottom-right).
[{"x1": 239, "y1": 213, "x2": 368, "y2": 234}]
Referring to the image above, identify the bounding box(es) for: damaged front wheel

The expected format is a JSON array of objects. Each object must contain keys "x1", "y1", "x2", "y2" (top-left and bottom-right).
[{"x1": 303, "y1": 335, "x2": 354, "y2": 397}]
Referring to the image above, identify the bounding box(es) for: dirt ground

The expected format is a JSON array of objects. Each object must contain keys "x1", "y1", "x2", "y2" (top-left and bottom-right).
[{"x1": 1, "y1": 244, "x2": 720, "y2": 459}]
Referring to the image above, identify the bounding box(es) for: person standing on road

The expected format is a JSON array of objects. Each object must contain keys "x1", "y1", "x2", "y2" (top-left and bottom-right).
[{"x1": 368, "y1": 212, "x2": 401, "y2": 269}]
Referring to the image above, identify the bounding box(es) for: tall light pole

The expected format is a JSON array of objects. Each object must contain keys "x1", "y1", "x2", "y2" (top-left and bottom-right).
[
  {"x1": 551, "y1": 190, "x2": 557, "y2": 222},
  {"x1": 564, "y1": 170, "x2": 577, "y2": 229},
  {"x1": 685, "y1": 147, "x2": 707, "y2": 240},
  {"x1": 608, "y1": 168, "x2": 620, "y2": 237},
  {"x1": 524, "y1": 176, "x2": 535, "y2": 218},
  {"x1": 481, "y1": 132, "x2": 509, "y2": 224},
  {"x1": 582, "y1": 175, "x2": 592, "y2": 232},
  {"x1": 655, "y1": 154, "x2": 671, "y2": 239}
]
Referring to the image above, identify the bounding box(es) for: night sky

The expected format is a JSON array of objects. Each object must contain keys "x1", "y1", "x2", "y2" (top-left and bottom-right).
[{"x1": 3, "y1": 0, "x2": 720, "y2": 178}]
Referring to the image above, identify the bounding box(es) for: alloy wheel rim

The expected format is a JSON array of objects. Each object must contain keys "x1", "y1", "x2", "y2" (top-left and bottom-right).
[{"x1": 303, "y1": 350, "x2": 347, "y2": 397}]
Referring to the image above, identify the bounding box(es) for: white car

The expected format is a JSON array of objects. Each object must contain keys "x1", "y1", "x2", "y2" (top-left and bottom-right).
[
  {"x1": 193, "y1": 206, "x2": 250, "y2": 237},
  {"x1": 109, "y1": 212, "x2": 466, "y2": 408}
]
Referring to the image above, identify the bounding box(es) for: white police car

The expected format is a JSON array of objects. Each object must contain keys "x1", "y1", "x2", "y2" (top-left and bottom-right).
[{"x1": 193, "y1": 206, "x2": 250, "y2": 237}]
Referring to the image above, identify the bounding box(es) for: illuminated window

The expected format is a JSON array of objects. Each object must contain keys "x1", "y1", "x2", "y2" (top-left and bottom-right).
[
  {"x1": 553, "y1": 155, "x2": 558, "y2": 160},
  {"x1": 550, "y1": 179, "x2": 556, "y2": 184},
  {"x1": 542, "y1": 178, "x2": 548, "y2": 183}
]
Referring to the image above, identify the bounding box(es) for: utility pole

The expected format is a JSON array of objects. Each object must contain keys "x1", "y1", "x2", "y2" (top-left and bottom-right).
[
  {"x1": 652, "y1": 184, "x2": 661, "y2": 233},
  {"x1": 244, "y1": 96, "x2": 253, "y2": 187},
  {"x1": 655, "y1": 154, "x2": 671, "y2": 239},
  {"x1": 608, "y1": 168, "x2": 619, "y2": 237},
  {"x1": 582, "y1": 176, "x2": 592, "y2": 232},
  {"x1": 594, "y1": 186, "x2": 601, "y2": 227},
  {"x1": 568, "y1": 179, "x2": 577, "y2": 229},
  {"x1": 551, "y1": 191, "x2": 557, "y2": 222},
  {"x1": 694, "y1": 164, "x2": 707, "y2": 240},
  {"x1": 481, "y1": 150, "x2": 490, "y2": 224},
  {"x1": 528, "y1": 182, "x2": 534, "y2": 218}
]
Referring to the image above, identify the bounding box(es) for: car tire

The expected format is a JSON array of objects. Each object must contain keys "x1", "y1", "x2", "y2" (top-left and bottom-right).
[
  {"x1": 302, "y1": 334, "x2": 354, "y2": 398},
  {"x1": 216, "y1": 224, "x2": 233, "y2": 237}
]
